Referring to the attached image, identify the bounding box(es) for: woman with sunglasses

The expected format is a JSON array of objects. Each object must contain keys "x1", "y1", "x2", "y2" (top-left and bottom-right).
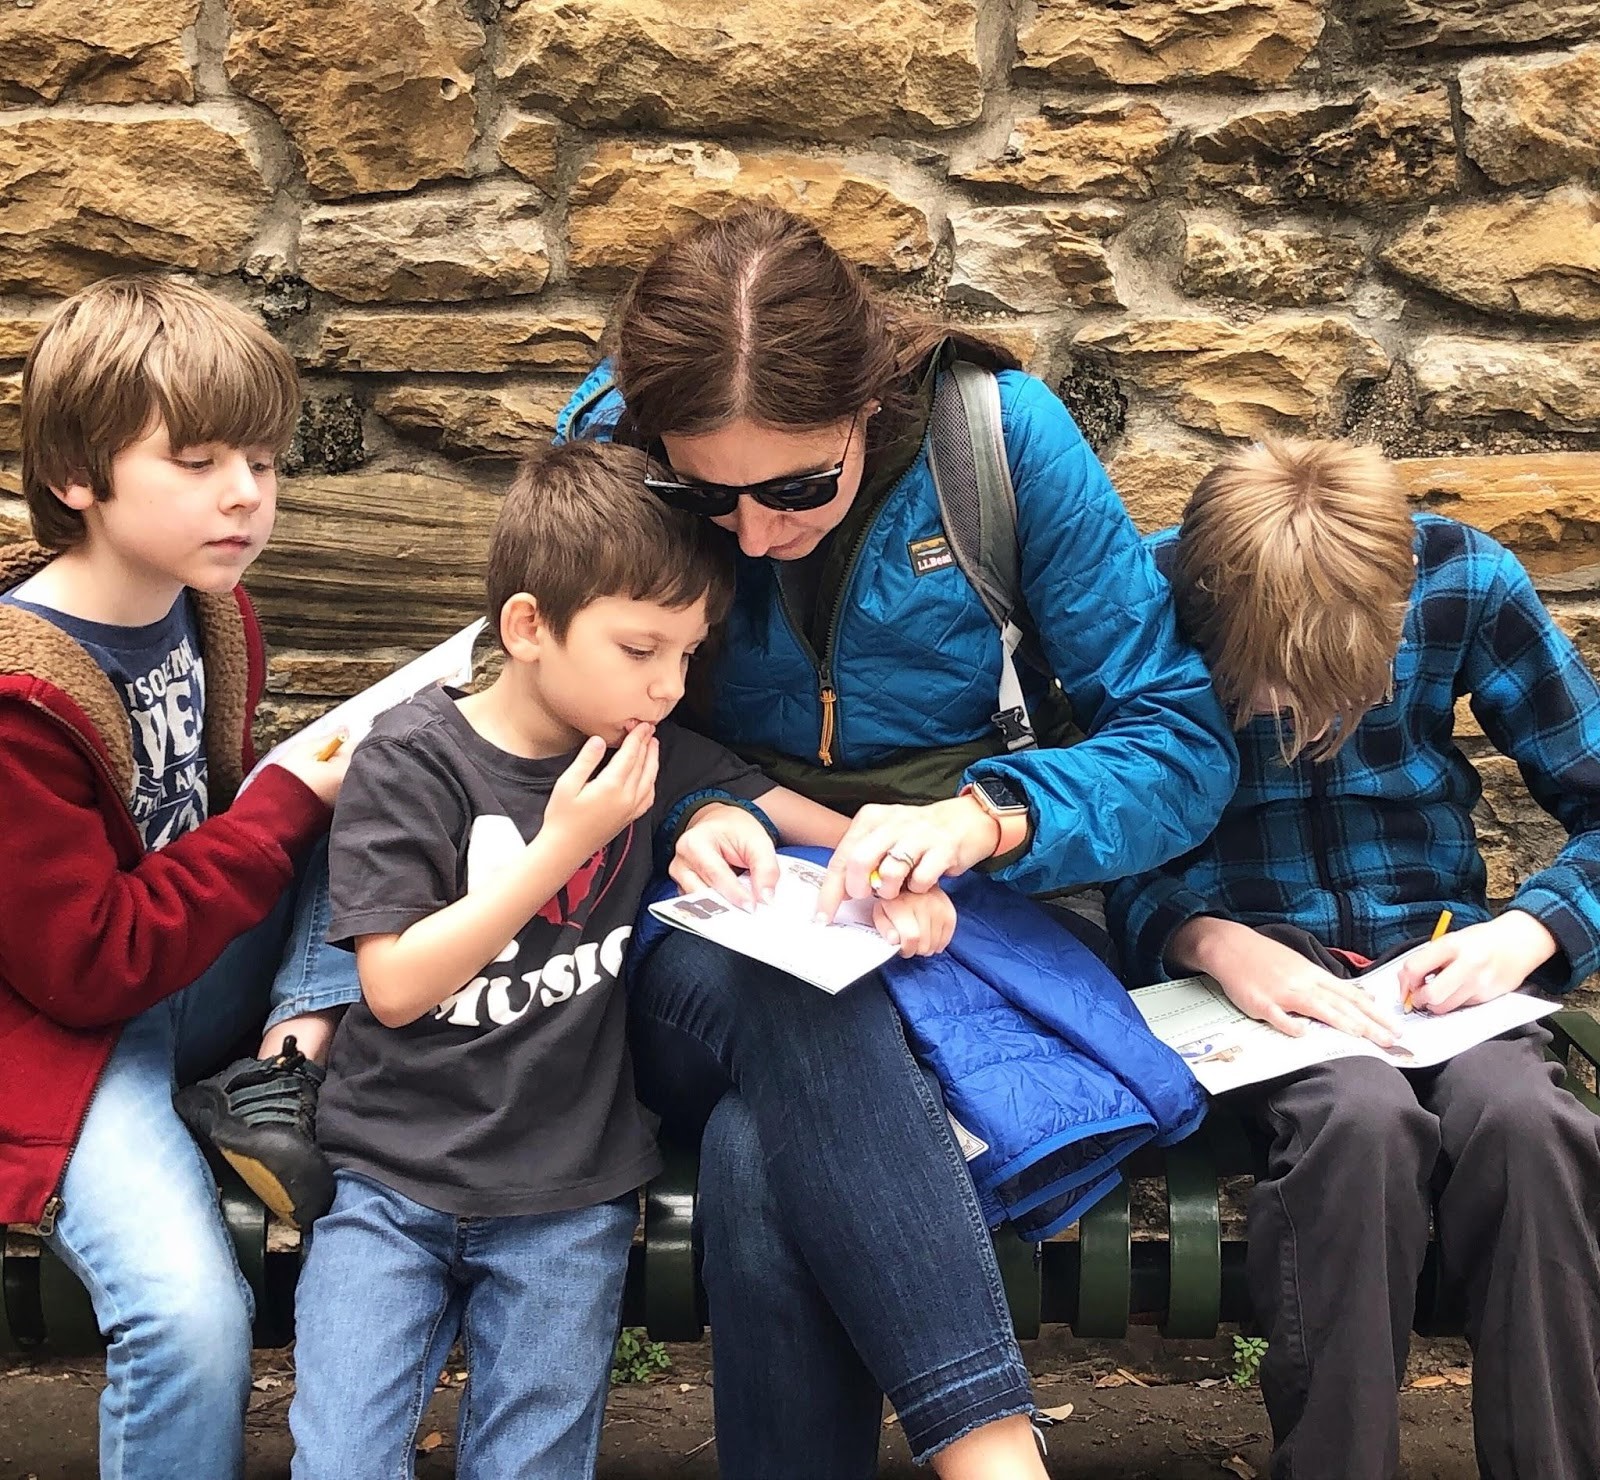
[{"x1": 558, "y1": 205, "x2": 1236, "y2": 1479}]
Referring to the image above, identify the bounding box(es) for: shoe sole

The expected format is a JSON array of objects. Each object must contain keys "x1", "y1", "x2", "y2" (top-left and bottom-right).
[
  {"x1": 217, "y1": 1149, "x2": 302, "y2": 1227},
  {"x1": 173, "y1": 1085, "x2": 334, "y2": 1230}
]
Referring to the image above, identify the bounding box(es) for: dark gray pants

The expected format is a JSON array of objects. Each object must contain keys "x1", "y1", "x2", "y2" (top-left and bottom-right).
[{"x1": 1244, "y1": 1025, "x2": 1600, "y2": 1479}]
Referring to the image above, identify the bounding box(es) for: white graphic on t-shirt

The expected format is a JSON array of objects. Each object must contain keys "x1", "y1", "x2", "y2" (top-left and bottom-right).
[
  {"x1": 124, "y1": 639, "x2": 208, "y2": 849},
  {"x1": 432, "y1": 813, "x2": 632, "y2": 1030}
]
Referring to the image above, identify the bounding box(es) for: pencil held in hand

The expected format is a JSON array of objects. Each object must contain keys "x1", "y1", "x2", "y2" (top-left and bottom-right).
[
  {"x1": 315, "y1": 735, "x2": 345, "y2": 762},
  {"x1": 1402, "y1": 909, "x2": 1455, "y2": 1012}
]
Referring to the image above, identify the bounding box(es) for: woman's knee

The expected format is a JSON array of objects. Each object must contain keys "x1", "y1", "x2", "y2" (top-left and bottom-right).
[{"x1": 114, "y1": 1265, "x2": 254, "y2": 1394}]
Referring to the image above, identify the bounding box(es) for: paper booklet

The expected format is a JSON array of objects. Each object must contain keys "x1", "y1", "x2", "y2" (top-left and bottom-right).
[
  {"x1": 648, "y1": 854, "x2": 897, "y2": 994},
  {"x1": 1130, "y1": 945, "x2": 1559, "y2": 1095},
  {"x1": 242, "y1": 619, "x2": 486, "y2": 792}
]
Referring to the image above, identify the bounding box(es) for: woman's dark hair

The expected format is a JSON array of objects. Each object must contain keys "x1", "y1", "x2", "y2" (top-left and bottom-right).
[{"x1": 610, "y1": 204, "x2": 1018, "y2": 444}]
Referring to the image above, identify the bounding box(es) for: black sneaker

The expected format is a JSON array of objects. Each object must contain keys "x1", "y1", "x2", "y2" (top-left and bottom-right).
[{"x1": 174, "y1": 1035, "x2": 336, "y2": 1229}]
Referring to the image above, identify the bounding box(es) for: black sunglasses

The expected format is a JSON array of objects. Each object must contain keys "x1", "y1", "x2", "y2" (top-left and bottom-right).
[{"x1": 643, "y1": 418, "x2": 857, "y2": 518}]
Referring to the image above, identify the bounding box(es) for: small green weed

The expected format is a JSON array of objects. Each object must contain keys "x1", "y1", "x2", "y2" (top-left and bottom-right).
[
  {"x1": 1231, "y1": 1334, "x2": 1268, "y2": 1388},
  {"x1": 611, "y1": 1326, "x2": 672, "y2": 1385}
]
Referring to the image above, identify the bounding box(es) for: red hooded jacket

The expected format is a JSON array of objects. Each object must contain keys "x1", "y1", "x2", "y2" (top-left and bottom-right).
[{"x1": 0, "y1": 541, "x2": 329, "y2": 1225}]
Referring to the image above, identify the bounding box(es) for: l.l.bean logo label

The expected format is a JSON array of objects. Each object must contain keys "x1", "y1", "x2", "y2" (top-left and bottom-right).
[{"x1": 908, "y1": 534, "x2": 956, "y2": 577}]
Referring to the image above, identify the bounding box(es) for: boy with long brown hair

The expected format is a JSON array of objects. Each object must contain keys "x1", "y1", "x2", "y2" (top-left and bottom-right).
[
  {"x1": 1, "y1": 276, "x2": 357, "y2": 1480},
  {"x1": 1111, "y1": 437, "x2": 1600, "y2": 1480}
]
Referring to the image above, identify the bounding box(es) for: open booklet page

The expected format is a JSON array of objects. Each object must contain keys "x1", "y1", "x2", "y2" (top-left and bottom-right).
[
  {"x1": 648, "y1": 855, "x2": 897, "y2": 994},
  {"x1": 242, "y1": 619, "x2": 486, "y2": 792},
  {"x1": 1130, "y1": 945, "x2": 1559, "y2": 1096}
]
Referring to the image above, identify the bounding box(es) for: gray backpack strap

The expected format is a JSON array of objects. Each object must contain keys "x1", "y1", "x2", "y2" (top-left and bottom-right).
[{"x1": 927, "y1": 361, "x2": 1039, "y2": 752}]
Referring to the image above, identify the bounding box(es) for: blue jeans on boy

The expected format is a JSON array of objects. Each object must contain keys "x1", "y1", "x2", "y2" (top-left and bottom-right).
[
  {"x1": 43, "y1": 838, "x2": 361, "y2": 1480},
  {"x1": 629, "y1": 929, "x2": 1035, "y2": 1475},
  {"x1": 289, "y1": 1171, "x2": 637, "y2": 1480}
]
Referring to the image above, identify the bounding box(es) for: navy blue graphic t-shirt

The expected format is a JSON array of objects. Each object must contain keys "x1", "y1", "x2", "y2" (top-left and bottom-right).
[{"x1": 1, "y1": 592, "x2": 208, "y2": 849}]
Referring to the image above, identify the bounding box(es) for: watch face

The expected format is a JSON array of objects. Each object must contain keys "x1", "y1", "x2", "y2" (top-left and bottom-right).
[{"x1": 976, "y1": 776, "x2": 1027, "y2": 813}]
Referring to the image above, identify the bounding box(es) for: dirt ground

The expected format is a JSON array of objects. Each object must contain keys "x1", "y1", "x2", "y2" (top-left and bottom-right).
[{"x1": 0, "y1": 1330, "x2": 1480, "y2": 1478}]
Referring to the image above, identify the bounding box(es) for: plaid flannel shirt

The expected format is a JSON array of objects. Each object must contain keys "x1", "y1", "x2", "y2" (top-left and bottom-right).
[{"x1": 1109, "y1": 514, "x2": 1600, "y2": 993}]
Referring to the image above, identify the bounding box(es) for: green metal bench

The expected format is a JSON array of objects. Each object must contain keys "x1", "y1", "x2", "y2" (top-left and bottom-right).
[{"x1": 7, "y1": 1010, "x2": 1599, "y2": 1356}]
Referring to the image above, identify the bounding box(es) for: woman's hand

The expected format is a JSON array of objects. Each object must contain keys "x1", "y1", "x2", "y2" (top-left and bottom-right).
[
  {"x1": 1395, "y1": 911, "x2": 1557, "y2": 1014},
  {"x1": 873, "y1": 885, "x2": 958, "y2": 958},
  {"x1": 815, "y1": 797, "x2": 1000, "y2": 921},
  {"x1": 1169, "y1": 916, "x2": 1398, "y2": 1045},
  {"x1": 671, "y1": 802, "x2": 779, "y2": 911}
]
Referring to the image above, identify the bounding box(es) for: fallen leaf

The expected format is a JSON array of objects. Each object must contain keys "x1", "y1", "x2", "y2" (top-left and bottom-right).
[
  {"x1": 1093, "y1": 1373, "x2": 1129, "y2": 1389},
  {"x1": 677, "y1": 1383, "x2": 699, "y2": 1393},
  {"x1": 883, "y1": 1413, "x2": 900, "y2": 1429},
  {"x1": 1116, "y1": 1368, "x2": 1151, "y2": 1387},
  {"x1": 1442, "y1": 1367, "x2": 1472, "y2": 1387},
  {"x1": 453, "y1": 1370, "x2": 468, "y2": 1383},
  {"x1": 1196, "y1": 1378, "x2": 1224, "y2": 1389},
  {"x1": 1222, "y1": 1457, "x2": 1258, "y2": 1479},
  {"x1": 1410, "y1": 1375, "x2": 1449, "y2": 1390},
  {"x1": 1038, "y1": 1402, "x2": 1075, "y2": 1421},
  {"x1": 417, "y1": 1432, "x2": 445, "y2": 1453},
  {"x1": 250, "y1": 1376, "x2": 283, "y2": 1392}
]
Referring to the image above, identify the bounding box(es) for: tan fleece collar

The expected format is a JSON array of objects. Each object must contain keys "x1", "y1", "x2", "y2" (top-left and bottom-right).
[{"x1": 0, "y1": 540, "x2": 250, "y2": 809}]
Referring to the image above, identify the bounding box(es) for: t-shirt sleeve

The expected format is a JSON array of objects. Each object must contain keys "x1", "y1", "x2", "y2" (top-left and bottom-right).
[
  {"x1": 326, "y1": 730, "x2": 469, "y2": 948},
  {"x1": 650, "y1": 723, "x2": 774, "y2": 831}
]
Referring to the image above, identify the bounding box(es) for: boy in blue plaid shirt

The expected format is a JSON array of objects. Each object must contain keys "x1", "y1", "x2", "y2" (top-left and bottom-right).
[{"x1": 1110, "y1": 438, "x2": 1600, "y2": 1480}]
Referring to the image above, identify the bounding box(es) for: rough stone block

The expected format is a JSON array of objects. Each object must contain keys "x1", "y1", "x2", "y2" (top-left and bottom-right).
[
  {"x1": 0, "y1": 114, "x2": 272, "y2": 293},
  {"x1": 314, "y1": 311, "x2": 604, "y2": 375},
  {"x1": 1017, "y1": 0, "x2": 1324, "y2": 88},
  {"x1": 1412, "y1": 338, "x2": 1600, "y2": 432},
  {"x1": 225, "y1": 0, "x2": 483, "y2": 198},
  {"x1": 567, "y1": 142, "x2": 935, "y2": 279},
  {"x1": 1192, "y1": 88, "x2": 1458, "y2": 213},
  {"x1": 299, "y1": 184, "x2": 549, "y2": 303},
  {"x1": 1461, "y1": 47, "x2": 1600, "y2": 187},
  {"x1": 1073, "y1": 316, "x2": 1390, "y2": 437},
  {"x1": 953, "y1": 105, "x2": 1176, "y2": 200},
  {"x1": 1381, "y1": 188, "x2": 1600, "y2": 323},
  {"x1": 0, "y1": 0, "x2": 198, "y2": 104},
  {"x1": 1181, "y1": 222, "x2": 1365, "y2": 305},
  {"x1": 497, "y1": 0, "x2": 983, "y2": 136}
]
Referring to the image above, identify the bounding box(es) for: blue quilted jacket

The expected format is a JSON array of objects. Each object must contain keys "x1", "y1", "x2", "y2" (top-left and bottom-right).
[
  {"x1": 559, "y1": 361, "x2": 1236, "y2": 896},
  {"x1": 636, "y1": 850, "x2": 1208, "y2": 1237}
]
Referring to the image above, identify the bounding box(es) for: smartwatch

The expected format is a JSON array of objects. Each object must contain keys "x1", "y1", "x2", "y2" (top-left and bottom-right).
[{"x1": 959, "y1": 776, "x2": 1031, "y2": 858}]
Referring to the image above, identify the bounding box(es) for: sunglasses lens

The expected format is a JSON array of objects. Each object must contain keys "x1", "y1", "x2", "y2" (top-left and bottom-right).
[
  {"x1": 644, "y1": 478, "x2": 737, "y2": 518},
  {"x1": 756, "y1": 473, "x2": 841, "y2": 512}
]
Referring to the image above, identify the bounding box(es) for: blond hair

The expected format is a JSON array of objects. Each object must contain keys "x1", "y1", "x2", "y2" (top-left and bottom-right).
[
  {"x1": 21, "y1": 276, "x2": 300, "y2": 551},
  {"x1": 1171, "y1": 437, "x2": 1415, "y2": 762}
]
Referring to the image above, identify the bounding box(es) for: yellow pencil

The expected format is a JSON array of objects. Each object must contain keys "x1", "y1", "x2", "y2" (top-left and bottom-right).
[
  {"x1": 314, "y1": 734, "x2": 345, "y2": 762},
  {"x1": 1403, "y1": 909, "x2": 1453, "y2": 1012}
]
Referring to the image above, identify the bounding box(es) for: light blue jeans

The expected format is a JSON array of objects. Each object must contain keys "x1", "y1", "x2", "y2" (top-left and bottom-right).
[
  {"x1": 290, "y1": 1171, "x2": 638, "y2": 1480},
  {"x1": 43, "y1": 838, "x2": 361, "y2": 1480}
]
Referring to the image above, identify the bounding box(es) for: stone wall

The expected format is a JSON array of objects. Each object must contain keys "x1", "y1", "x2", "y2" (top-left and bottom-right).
[{"x1": 1, "y1": 1, "x2": 1598, "y2": 988}]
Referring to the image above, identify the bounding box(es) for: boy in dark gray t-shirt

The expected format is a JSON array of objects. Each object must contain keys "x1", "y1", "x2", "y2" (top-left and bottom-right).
[{"x1": 288, "y1": 442, "x2": 851, "y2": 1480}]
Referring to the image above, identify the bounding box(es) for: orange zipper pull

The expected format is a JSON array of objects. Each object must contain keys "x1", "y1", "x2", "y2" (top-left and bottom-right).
[{"x1": 818, "y1": 684, "x2": 837, "y2": 767}]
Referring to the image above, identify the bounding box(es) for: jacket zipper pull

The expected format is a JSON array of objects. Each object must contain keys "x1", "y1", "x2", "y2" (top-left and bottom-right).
[
  {"x1": 818, "y1": 684, "x2": 837, "y2": 767},
  {"x1": 36, "y1": 1194, "x2": 63, "y2": 1238}
]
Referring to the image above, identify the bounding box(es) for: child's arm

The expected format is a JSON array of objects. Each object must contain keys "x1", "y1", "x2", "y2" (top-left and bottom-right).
[
  {"x1": 356, "y1": 728, "x2": 658, "y2": 1027},
  {"x1": 1168, "y1": 915, "x2": 1397, "y2": 1044},
  {"x1": 1406, "y1": 536, "x2": 1600, "y2": 1003},
  {"x1": 0, "y1": 706, "x2": 335, "y2": 1029},
  {"x1": 670, "y1": 784, "x2": 847, "y2": 907},
  {"x1": 671, "y1": 786, "x2": 957, "y2": 957}
]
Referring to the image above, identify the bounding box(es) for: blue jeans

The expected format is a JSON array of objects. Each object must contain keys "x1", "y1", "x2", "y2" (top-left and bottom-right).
[
  {"x1": 44, "y1": 838, "x2": 361, "y2": 1480},
  {"x1": 629, "y1": 930, "x2": 1034, "y2": 1474},
  {"x1": 290, "y1": 1171, "x2": 637, "y2": 1480}
]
